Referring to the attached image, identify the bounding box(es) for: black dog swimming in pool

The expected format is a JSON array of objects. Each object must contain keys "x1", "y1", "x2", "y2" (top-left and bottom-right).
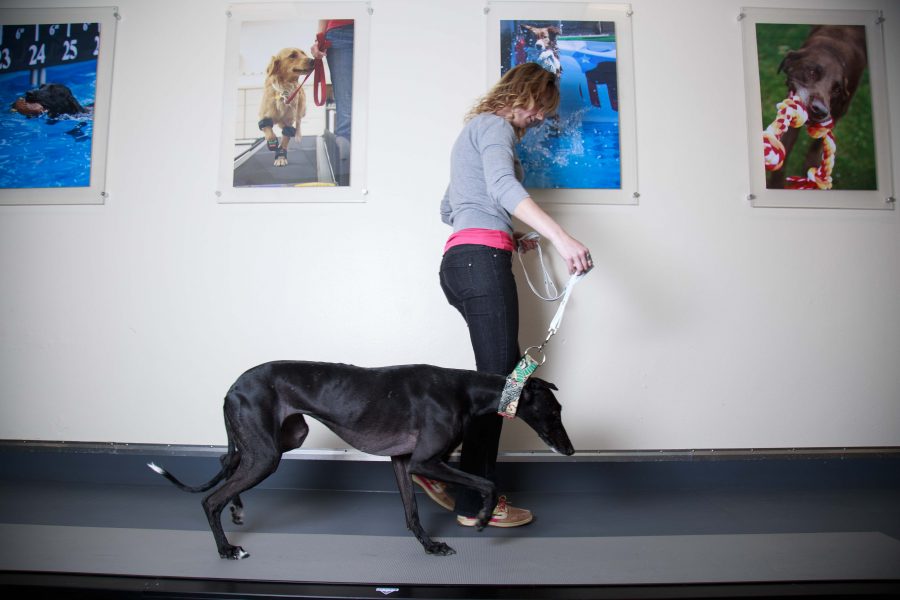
[
  {"x1": 10, "y1": 83, "x2": 86, "y2": 118},
  {"x1": 148, "y1": 361, "x2": 575, "y2": 558}
]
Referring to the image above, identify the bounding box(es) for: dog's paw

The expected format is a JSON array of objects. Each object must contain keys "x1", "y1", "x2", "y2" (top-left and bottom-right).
[
  {"x1": 219, "y1": 545, "x2": 250, "y2": 560},
  {"x1": 474, "y1": 509, "x2": 491, "y2": 531},
  {"x1": 274, "y1": 157, "x2": 288, "y2": 167},
  {"x1": 229, "y1": 505, "x2": 244, "y2": 525},
  {"x1": 425, "y1": 541, "x2": 456, "y2": 556}
]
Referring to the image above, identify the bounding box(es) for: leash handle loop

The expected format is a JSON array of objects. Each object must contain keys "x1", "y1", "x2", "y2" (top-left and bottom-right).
[{"x1": 517, "y1": 232, "x2": 590, "y2": 351}]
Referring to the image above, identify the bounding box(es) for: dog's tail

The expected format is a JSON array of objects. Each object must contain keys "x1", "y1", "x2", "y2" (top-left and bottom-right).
[
  {"x1": 147, "y1": 440, "x2": 236, "y2": 493},
  {"x1": 147, "y1": 462, "x2": 227, "y2": 493}
]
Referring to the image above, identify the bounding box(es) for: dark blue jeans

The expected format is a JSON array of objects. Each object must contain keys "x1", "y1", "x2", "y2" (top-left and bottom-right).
[
  {"x1": 439, "y1": 244, "x2": 520, "y2": 516},
  {"x1": 325, "y1": 24, "x2": 353, "y2": 141}
]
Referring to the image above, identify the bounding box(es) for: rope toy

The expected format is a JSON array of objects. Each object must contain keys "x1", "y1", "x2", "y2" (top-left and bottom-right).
[{"x1": 762, "y1": 94, "x2": 836, "y2": 190}]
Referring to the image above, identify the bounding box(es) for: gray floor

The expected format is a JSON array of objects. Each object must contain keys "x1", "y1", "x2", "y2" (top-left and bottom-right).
[
  {"x1": 3, "y1": 523, "x2": 899, "y2": 586},
  {"x1": 1, "y1": 452, "x2": 899, "y2": 594}
]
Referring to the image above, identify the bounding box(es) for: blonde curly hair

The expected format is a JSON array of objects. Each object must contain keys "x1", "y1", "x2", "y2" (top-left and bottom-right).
[{"x1": 466, "y1": 62, "x2": 560, "y2": 140}]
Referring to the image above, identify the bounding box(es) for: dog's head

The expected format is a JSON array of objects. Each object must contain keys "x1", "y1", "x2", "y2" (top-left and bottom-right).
[
  {"x1": 521, "y1": 25, "x2": 560, "y2": 51},
  {"x1": 516, "y1": 378, "x2": 575, "y2": 456},
  {"x1": 18, "y1": 83, "x2": 84, "y2": 117},
  {"x1": 776, "y1": 26, "x2": 867, "y2": 124},
  {"x1": 778, "y1": 50, "x2": 845, "y2": 123},
  {"x1": 266, "y1": 47, "x2": 315, "y2": 83}
]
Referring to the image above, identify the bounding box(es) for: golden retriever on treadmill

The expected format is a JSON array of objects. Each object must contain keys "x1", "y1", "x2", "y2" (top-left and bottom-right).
[{"x1": 258, "y1": 47, "x2": 315, "y2": 167}]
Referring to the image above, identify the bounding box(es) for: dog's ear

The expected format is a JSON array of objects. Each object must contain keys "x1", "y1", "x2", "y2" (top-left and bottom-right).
[
  {"x1": 778, "y1": 50, "x2": 799, "y2": 74},
  {"x1": 266, "y1": 56, "x2": 279, "y2": 77},
  {"x1": 529, "y1": 377, "x2": 558, "y2": 392}
]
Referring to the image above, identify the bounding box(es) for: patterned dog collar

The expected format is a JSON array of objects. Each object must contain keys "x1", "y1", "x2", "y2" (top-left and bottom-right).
[{"x1": 498, "y1": 352, "x2": 541, "y2": 419}]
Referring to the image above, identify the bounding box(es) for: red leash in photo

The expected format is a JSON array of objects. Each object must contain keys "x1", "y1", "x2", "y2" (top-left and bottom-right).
[{"x1": 285, "y1": 33, "x2": 330, "y2": 107}]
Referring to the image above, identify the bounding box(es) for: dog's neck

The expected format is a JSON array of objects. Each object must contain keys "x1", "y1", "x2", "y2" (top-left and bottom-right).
[
  {"x1": 464, "y1": 371, "x2": 509, "y2": 417},
  {"x1": 270, "y1": 76, "x2": 300, "y2": 95}
]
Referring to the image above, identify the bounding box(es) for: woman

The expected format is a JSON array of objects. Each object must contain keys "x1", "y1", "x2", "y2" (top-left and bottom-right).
[{"x1": 416, "y1": 62, "x2": 592, "y2": 527}]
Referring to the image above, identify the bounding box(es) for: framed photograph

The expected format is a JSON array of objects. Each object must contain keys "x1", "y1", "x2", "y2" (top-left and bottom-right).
[
  {"x1": 486, "y1": 1, "x2": 638, "y2": 205},
  {"x1": 0, "y1": 7, "x2": 117, "y2": 205},
  {"x1": 741, "y1": 7, "x2": 894, "y2": 209},
  {"x1": 218, "y1": 2, "x2": 370, "y2": 203}
]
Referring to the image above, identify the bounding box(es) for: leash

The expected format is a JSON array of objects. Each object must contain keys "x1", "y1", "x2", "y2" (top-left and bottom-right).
[
  {"x1": 762, "y1": 93, "x2": 836, "y2": 190},
  {"x1": 285, "y1": 33, "x2": 329, "y2": 107},
  {"x1": 498, "y1": 232, "x2": 591, "y2": 419}
]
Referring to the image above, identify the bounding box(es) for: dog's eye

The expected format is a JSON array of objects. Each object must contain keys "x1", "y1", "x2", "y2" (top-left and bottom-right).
[
  {"x1": 289, "y1": 52, "x2": 299, "y2": 59},
  {"x1": 831, "y1": 82, "x2": 844, "y2": 97}
]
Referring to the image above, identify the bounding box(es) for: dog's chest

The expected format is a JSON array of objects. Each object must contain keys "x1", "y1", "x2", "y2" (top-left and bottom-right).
[{"x1": 329, "y1": 424, "x2": 418, "y2": 457}]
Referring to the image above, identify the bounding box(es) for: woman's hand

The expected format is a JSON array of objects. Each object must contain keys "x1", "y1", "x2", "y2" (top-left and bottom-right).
[
  {"x1": 553, "y1": 233, "x2": 592, "y2": 275},
  {"x1": 514, "y1": 231, "x2": 539, "y2": 253}
]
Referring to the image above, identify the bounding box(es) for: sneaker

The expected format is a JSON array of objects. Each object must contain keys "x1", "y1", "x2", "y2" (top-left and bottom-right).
[
  {"x1": 456, "y1": 496, "x2": 533, "y2": 528},
  {"x1": 412, "y1": 475, "x2": 455, "y2": 511}
]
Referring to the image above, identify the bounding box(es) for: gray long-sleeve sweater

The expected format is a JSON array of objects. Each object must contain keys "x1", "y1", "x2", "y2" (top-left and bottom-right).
[{"x1": 440, "y1": 113, "x2": 528, "y2": 235}]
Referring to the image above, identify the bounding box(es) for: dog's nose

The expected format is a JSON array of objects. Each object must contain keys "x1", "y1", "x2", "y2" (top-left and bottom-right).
[{"x1": 808, "y1": 99, "x2": 830, "y2": 122}]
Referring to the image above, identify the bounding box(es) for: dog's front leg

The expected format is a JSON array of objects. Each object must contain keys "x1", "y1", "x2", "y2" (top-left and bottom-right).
[
  {"x1": 273, "y1": 124, "x2": 297, "y2": 167},
  {"x1": 390, "y1": 455, "x2": 455, "y2": 556},
  {"x1": 411, "y1": 461, "x2": 497, "y2": 532}
]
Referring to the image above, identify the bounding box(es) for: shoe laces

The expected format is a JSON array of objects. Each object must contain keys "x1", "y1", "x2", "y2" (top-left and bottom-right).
[{"x1": 494, "y1": 495, "x2": 508, "y2": 515}]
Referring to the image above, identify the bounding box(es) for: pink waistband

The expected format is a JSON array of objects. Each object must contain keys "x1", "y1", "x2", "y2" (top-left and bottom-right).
[{"x1": 444, "y1": 228, "x2": 516, "y2": 253}]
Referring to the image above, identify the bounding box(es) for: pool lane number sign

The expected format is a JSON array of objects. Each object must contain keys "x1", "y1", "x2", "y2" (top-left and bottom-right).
[{"x1": 0, "y1": 22, "x2": 100, "y2": 74}]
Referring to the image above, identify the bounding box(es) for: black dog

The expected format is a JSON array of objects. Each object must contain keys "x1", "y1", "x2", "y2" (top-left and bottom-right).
[
  {"x1": 149, "y1": 361, "x2": 574, "y2": 557},
  {"x1": 769, "y1": 25, "x2": 867, "y2": 188},
  {"x1": 10, "y1": 83, "x2": 86, "y2": 118}
]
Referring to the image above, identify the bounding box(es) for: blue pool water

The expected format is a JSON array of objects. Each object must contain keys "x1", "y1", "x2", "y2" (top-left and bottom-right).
[
  {"x1": 0, "y1": 60, "x2": 96, "y2": 189},
  {"x1": 519, "y1": 119, "x2": 620, "y2": 189},
  {"x1": 513, "y1": 37, "x2": 621, "y2": 189}
]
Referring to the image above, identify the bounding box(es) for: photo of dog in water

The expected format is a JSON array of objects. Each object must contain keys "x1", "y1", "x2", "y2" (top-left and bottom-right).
[
  {"x1": 755, "y1": 22, "x2": 876, "y2": 191},
  {"x1": 0, "y1": 19, "x2": 110, "y2": 194},
  {"x1": 500, "y1": 19, "x2": 621, "y2": 190},
  {"x1": 10, "y1": 83, "x2": 87, "y2": 118}
]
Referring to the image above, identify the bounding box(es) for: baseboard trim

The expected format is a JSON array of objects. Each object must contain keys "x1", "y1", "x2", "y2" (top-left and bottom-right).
[{"x1": 1, "y1": 439, "x2": 898, "y2": 461}]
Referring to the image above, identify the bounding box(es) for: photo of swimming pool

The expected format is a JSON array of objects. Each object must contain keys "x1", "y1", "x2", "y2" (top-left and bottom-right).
[
  {"x1": 0, "y1": 59, "x2": 96, "y2": 189},
  {"x1": 501, "y1": 20, "x2": 621, "y2": 190}
]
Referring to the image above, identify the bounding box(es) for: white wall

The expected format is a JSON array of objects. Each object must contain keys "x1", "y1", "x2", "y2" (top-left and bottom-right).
[{"x1": 1, "y1": 0, "x2": 898, "y2": 451}]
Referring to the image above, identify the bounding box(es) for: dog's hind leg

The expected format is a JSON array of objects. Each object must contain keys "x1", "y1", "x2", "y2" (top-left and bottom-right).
[
  {"x1": 390, "y1": 455, "x2": 455, "y2": 556},
  {"x1": 202, "y1": 400, "x2": 290, "y2": 560},
  {"x1": 220, "y1": 452, "x2": 245, "y2": 525},
  {"x1": 202, "y1": 447, "x2": 281, "y2": 560}
]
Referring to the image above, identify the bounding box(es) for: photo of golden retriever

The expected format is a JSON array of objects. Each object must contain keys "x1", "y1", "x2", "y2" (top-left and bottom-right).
[{"x1": 257, "y1": 47, "x2": 315, "y2": 167}]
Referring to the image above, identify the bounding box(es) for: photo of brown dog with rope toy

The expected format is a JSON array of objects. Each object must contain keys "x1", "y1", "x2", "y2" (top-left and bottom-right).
[
  {"x1": 257, "y1": 47, "x2": 315, "y2": 167},
  {"x1": 757, "y1": 24, "x2": 875, "y2": 190}
]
